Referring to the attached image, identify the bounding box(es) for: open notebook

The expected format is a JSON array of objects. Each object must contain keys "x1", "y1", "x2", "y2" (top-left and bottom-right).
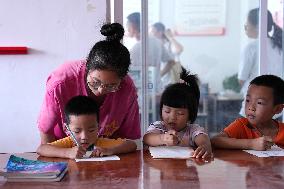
[
  {"x1": 149, "y1": 146, "x2": 194, "y2": 159},
  {"x1": 75, "y1": 151, "x2": 120, "y2": 162},
  {"x1": 244, "y1": 145, "x2": 284, "y2": 157}
]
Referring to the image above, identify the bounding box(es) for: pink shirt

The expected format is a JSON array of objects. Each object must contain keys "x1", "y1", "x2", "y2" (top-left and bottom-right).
[{"x1": 38, "y1": 60, "x2": 141, "y2": 140}]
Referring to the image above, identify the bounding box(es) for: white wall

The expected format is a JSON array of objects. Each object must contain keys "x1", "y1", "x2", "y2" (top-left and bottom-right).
[{"x1": 0, "y1": 0, "x2": 106, "y2": 153}]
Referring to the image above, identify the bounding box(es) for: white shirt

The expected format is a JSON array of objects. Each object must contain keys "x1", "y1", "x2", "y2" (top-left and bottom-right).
[
  {"x1": 161, "y1": 42, "x2": 182, "y2": 88},
  {"x1": 238, "y1": 38, "x2": 283, "y2": 116},
  {"x1": 130, "y1": 37, "x2": 174, "y2": 92}
]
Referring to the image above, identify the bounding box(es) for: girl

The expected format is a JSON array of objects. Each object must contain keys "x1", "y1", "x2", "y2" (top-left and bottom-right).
[{"x1": 143, "y1": 68, "x2": 212, "y2": 159}]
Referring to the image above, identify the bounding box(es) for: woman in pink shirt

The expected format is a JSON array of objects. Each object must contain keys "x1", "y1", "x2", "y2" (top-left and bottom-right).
[{"x1": 38, "y1": 23, "x2": 141, "y2": 144}]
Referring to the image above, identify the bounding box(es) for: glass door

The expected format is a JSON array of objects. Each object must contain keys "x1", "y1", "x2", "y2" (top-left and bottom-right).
[{"x1": 111, "y1": 0, "x2": 283, "y2": 136}]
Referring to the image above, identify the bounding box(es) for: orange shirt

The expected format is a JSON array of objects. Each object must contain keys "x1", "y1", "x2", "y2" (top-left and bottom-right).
[
  {"x1": 223, "y1": 118, "x2": 284, "y2": 148},
  {"x1": 49, "y1": 137, "x2": 125, "y2": 148}
]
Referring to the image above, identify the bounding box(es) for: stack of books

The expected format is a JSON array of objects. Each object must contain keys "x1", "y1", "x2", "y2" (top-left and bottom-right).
[{"x1": 0, "y1": 155, "x2": 68, "y2": 182}]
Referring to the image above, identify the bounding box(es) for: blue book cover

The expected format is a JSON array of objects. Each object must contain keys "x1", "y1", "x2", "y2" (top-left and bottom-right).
[{"x1": 1, "y1": 155, "x2": 68, "y2": 177}]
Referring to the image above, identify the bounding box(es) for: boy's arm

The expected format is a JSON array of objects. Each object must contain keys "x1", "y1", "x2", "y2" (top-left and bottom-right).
[
  {"x1": 37, "y1": 141, "x2": 87, "y2": 159},
  {"x1": 37, "y1": 144, "x2": 71, "y2": 158},
  {"x1": 211, "y1": 132, "x2": 272, "y2": 150},
  {"x1": 193, "y1": 134, "x2": 212, "y2": 158},
  {"x1": 211, "y1": 132, "x2": 251, "y2": 149},
  {"x1": 109, "y1": 139, "x2": 137, "y2": 155},
  {"x1": 93, "y1": 139, "x2": 137, "y2": 157}
]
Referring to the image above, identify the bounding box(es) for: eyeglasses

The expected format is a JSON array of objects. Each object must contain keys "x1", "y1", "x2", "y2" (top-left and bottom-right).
[{"x1": 87, "y1": 79, "x2": 121, "y2": 93}]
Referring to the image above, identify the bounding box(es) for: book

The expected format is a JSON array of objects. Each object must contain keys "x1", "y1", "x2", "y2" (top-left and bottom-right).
[{"x1": 0, "y1": 155, "x2": 68, "y2": 182}]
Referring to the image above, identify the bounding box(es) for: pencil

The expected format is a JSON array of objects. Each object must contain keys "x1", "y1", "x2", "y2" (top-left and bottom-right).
[{"x1": 64, "y1": 123, "x2": 80, "y2": 146}]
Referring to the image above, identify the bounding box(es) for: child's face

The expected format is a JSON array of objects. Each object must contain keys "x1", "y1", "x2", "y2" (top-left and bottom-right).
[
  {"x1": 245, "y1": 84, "x2": 280, "y2": 125},
  {"x1": 161, "y1": 105, "x2": 189, "y2": 131},
  {"x1": 68, "y1": 114, "x2": 98, "y2": 149}
]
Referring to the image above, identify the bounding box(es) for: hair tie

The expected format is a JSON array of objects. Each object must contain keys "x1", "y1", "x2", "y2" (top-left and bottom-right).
[
  {"x1": 179, "y1": 79, "x2": 190, "y2": 86},
  {"x1": 179, "y1": 79, "x2": 185, "y2": 83},
  {"x1": 268, "y1": 23, "x2": 274, "y2": 37}
]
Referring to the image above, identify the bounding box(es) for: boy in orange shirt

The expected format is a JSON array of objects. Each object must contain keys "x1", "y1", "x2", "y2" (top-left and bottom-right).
[
  {"x1": 37, "y1": 96, "x2": 137, "y2": 159},
  {"x1": 212, "y1": 75, "x2": 284, "y2": 150}
]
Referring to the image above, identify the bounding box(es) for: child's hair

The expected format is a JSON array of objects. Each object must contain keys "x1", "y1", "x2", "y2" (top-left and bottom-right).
[
  {"x1": 64, "y1": 96, "x2": 99, "y2": 125},
  {"x1": 248, "y1": 8, "x2": 282, "y2": 50},
  {"x1": 127, "y1": 12, "x2": 140, "y2": 33},
  {"x1": 86, "y1": 23, "x2": 131, "y2": 78},
  {"x1": 160, "y1": 68, "x2": 200, "y2": 123},
  {"x1": 250, "y1": 75, "x2": 284, "y2": 105}
]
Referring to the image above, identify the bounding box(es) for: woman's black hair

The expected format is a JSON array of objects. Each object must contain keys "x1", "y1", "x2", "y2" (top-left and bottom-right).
[
  {"x1": 86, "y1": 23, "x2": 131, "y2": 78},
  {"x1": 64, "y1": 96, "x2": 99, "y2": 125},
  {"x1": 159, "y1": 68, "x2": 200, "y2": 123},
  {"x1": 248, "y1": 8, "x2": 282, "y2": 50}
]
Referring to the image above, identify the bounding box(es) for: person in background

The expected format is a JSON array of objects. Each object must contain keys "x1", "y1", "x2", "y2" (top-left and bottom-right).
[
  {"x1": 143, "y1": 68, "x2": 212, "y2": 159},
  {"x1": 38, "y1": 23, "x2": 141, "y2": 144},
  {"x1": 211, "y1": 75, "x2": 284, "y2": 150},
  {"x1": 150, "y1": 22, "x2": 184, "y2": 88},
  {"x1": 126, "y1": 12, "x2": 176, "y2": 93},
  {"x1": 151, "y1": 22, "x2": 183, "y2": 56},
  {"x1": 238, "y1": 8, "x2": 283, "y2": 117},
  {"x1": 37, "y1": 96, "x2": 137, "y2": 159}
]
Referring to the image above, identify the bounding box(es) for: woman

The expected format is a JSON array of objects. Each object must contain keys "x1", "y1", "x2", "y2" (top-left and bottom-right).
[
  {"x1": 38, "y1": 23, "x2": 141, "y2": 144},
  {"x1": 238, "y1": 8, "x2": 283, "y2": 116},
  {"x1": 150, "y1": 22, "x2": 184, "y2": 87}
]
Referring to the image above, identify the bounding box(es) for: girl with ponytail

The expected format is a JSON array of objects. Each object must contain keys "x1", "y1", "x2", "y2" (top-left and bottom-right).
[{"x1": 143, "y1": 68, "x2": 212, "y2": 159}]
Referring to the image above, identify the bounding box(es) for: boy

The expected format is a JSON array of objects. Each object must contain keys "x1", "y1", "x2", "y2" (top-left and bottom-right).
[
  {"x1": 211, "y1": 75, "x2": 284, "y2": 150},
  {"x1": 37, "y1": 96, "x2": 137, "y2": 159}
]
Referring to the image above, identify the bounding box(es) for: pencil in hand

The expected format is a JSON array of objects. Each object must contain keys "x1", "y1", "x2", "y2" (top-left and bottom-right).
[{"x1": 64, "y1": 123, "x2": 80, "y2": 147}]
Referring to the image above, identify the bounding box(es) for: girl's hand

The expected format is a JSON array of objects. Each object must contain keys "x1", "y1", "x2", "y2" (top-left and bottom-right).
[
  {"x1": 91, "y1": 147, "x2": 113, "y2": 157},
  {"x1": 68, "y1": 146, "x2": 86, "y2": 159},
  {"x1": 161, "y1": 130, "x2": 180, "y2": 146},
  {"x1": 251, "y1": 136, "x2": 274, "y2": 151},
  {"x1": 192, "y1": 144, "x2": 213, "y2": 159}
]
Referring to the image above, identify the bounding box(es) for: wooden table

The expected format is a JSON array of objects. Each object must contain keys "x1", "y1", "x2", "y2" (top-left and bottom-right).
[{"x1": 1, "y1": 150, "x2": 284, "y2": 189}]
